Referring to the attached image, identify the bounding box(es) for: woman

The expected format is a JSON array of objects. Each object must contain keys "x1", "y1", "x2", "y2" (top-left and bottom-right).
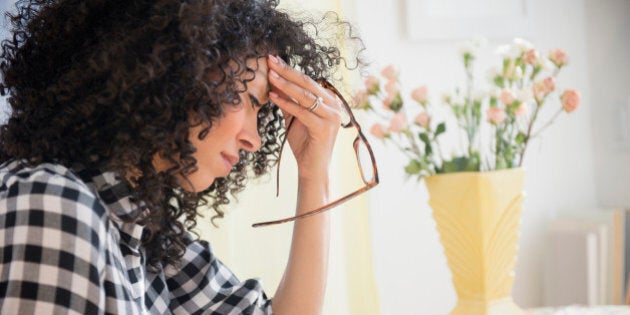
[{"x1": 0, "y1": 0, "x2": 363, "y2": 314}]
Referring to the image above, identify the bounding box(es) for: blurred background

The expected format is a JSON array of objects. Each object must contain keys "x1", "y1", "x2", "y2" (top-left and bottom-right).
[{"x1": 1, "y1": 0, "x2": 629, "y2": 314}]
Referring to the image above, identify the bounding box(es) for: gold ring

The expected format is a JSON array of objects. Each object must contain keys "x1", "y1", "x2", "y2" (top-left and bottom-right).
[{"x1": 308, "y1": 96, "x2": 322, "y2": 112}]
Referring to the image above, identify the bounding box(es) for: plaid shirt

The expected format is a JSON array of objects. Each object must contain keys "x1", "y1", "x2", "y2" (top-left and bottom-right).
[{"x1": 0, "y1": 160, "x2": 273, "y2": 314}]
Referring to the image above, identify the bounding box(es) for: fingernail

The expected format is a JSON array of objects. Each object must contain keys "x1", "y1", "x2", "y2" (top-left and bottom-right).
[
  {"x1": 269, "y1": 70, "x2": 280, "y2": 79},
  {"x1": 269, "y1": 91, "x2": 279, "y2": 99},
  {"x1": 269, "y1": 54, "x2": 279, "y2": 64}
]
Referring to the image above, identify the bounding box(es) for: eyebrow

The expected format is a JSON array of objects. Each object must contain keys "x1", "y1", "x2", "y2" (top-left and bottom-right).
[
  {"x1": 248, "y1": 93, "x2": 270, "y2": 108},
  {"x1": 248, "y1": 80, "x2": 271, "y2": 107}
]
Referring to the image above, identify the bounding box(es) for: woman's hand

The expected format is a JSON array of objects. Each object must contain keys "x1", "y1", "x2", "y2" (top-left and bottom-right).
[{"x1": 267, "y1": 55, "x2": 341, "y2": 182}]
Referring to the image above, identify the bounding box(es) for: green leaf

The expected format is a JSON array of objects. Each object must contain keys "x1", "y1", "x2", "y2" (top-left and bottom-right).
[
  {"x1": 435, "y1": 123, "x2": 446, "y2": 137},
  {"x1": 530, "y1": 67, "x2": 541, "y2": 81},
  {"x1": 404, "y1": 159, "x2": 423, "y2": 174},
  {"x1": 390, "y1": 94, "x2": 403, "y2": 112},
  {"x1": 515, "y1": 132, "x2": 527, "y2": 145},
  {"x1": 440, "y1": 156, "x2": 478, "y2": 173},
  {"x1": 425, "y1": 143, "x2": 433, "y2": 155},
  {"x1": 502, "y1": 58, "x2": 510, "y2": 73},
  {"x1": 493, "y1": 76, "x2": 505, "y2": 88},
  {"x1": 418, "y1": 132, "x2": 430, "y2": 144},
  {"x1": 463, "y1": 53, "x2": 473, "y2": 69},
  {"x1": 441, "y1": 158, "x2": 465, "y2": 173},
  {"x1": 473, "y1": 102, "x2": 482, "y2": 116}
]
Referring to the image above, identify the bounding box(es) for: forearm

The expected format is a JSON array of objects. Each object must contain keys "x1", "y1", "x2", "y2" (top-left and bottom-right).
[{"x1": 272, "y1": 174, "x2": 331, "y2": 315}]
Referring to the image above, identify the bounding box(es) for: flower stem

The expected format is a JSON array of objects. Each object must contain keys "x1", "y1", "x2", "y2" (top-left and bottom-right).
[
  {"x1": 531, "y1": 108, "x2": 563, "y2": 138},
  {"x1": 518, "y1": 103, "x2": 541, "y2": 166}
]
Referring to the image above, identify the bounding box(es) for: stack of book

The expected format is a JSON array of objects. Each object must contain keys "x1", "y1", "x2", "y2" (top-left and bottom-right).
[{"x1": 544, "y1": 208, "x2": 630, "y2": 306}]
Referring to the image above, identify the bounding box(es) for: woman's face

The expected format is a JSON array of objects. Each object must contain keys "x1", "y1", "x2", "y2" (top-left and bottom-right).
[{"x1": 167, "y1": 57, "x2": 270, "y2": 192}]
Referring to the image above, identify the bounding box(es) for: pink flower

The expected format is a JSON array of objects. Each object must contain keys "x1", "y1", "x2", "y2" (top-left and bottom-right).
[
  {"x1": 411, "y1": 85, "x2": 428, "y2": 104},
  {"x1": 524, "y1": 49, "x2": 540, "y2": 65},
  {"x1": 499, "y1": 88, "x2": 516, "y2": 105},
  {"x1": 549, "y1": 49, "x2": 568, "y2": 67},
  {"x1": 388, "y1": 112, "x2": 407, "y2": 133},
  {"x1": 487, "y1": 107, "x2": 507, "y2": 125},
  {"x1": 384, "y1": 79, "x2": 399, "y2": 97},
  {"x1": 542, "y1": 77, "x2": 556, "y2": 94},
  {"x1": 364, "y1": 76, "x2": 380, "y2": 95},
  {"x1": 515, "y1": 102, "x2": 528, "y2": 116},
  {"x1": 380, "y1": 64, "x2": 399, "y2": 81},
  {"x1": 370, "y1": 123, "x2": 387, "y2": 139},
  {"x1": 533, "y1": 82, "x2": 545, "y2": 101},
  {"x1": 382, "y1": 95, "x2": 394, "y2": 110},
  {"x1": 561, "y1": 89, "x2": 580, "y2": 113},
  {"x1": 532, "y1": 77, "x2": 556, "y2": 102},
  {"x1": 353, "y1": 90, "x2": 370, "y2": 109},
  {"x1": 414, "y1": 111, "x2": 430, "y2": 128}
]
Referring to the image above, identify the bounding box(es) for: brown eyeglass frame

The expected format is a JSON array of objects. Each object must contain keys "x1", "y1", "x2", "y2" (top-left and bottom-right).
[{"x1": 252, "y1": 79, "x2": 379, "y2": 228}]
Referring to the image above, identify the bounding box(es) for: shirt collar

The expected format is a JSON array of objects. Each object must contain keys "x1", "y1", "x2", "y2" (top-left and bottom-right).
[{"x1": 74, "y1": 166, "x2": 146, "y2": 250}]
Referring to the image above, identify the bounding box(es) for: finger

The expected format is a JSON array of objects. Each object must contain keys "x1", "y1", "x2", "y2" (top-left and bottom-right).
[
  {"x1": 269, "y1": 91, "x2": 319, "y2": 128},
  {"x1": 270, "y1": 86, "x2": 293, "y2": 120},
  {"x1": 269, "y1": 69, "x2": 338, "y2": 120},
  {"x1": 271, "y1": 89, "x2": 342, "y2": 131},
  {"x1": 267, "y1": 56, "x2": 338, "y2": 110}
]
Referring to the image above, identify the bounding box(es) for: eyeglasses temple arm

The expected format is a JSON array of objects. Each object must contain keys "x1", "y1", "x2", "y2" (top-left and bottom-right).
[
  {"x1": 276, "y1": 116, "x2": 295, "y2": 197},
  {"x1": 252, "y1": 181, "x2": 378, "y2": 228}
]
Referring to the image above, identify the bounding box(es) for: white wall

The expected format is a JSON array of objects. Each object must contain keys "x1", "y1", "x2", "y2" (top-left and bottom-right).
[
  {"x1": 587, "y1": 0, "x2": 630, "y2": 208},
  {"x1": 346, "y1": 0, "x2": 604, "y2": 313}
]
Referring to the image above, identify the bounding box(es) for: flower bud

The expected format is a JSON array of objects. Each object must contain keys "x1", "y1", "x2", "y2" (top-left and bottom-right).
[
  {"x1": 542, "y1": 77, "x2": 556, "y2": 94},
  {"x1": 411, "y1": 85, "x2": 428, "y2": 105},
  {"x1": 414, "y1": 111, "x2": 430, "y2": 128},
  {"x1": 370, "y1": 123, "x2": 387, "y2": 139},
  {"x1": 364, "y1": 76, "x2": 380, "y2": 95},
  {"x1": 353, "y1": 90, "x2": 370, "y2": 109},
  {"x1": 380, "y1": 65, "x2": 399, "y2": 81},
  {"x1": 524, "y1": 49, "x2": 540, "y2": 65},
  {"x1": 487, "y1": 107, "x2": 507, "y2": 125},
  {"x1": 382, "y1": 95, "x2": 394, "y2": 110},
  {"x1": 561, "y1": 89, "x2": 580, "y2": 113},
  {"x1": 499, "y1": 88, "x2": 516, "y2": 105},
  {"x1": 549, "y1": 49, "x2": 568, "y2": 68},
  {"x1": 388, "y1": 112, "x2": 407, "y2": 133},
  {"x1": 515, "y1": 102, "x2": 528, "y2": 117},
  {"x1": 384, "y1": 79, "x2": 399, "y2": 97}
]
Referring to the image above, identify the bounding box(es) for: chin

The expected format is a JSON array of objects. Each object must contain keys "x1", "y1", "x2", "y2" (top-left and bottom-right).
[{"x1": 180, "y1": 173, "x2": 216, "y2": 193}]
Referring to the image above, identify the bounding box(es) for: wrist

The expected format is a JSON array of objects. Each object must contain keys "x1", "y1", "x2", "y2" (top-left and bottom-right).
[{"x1": 297, "y1": 169, "x2": 330, "y2": 185}]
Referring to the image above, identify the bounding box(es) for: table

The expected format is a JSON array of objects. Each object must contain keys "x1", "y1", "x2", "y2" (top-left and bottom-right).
[{"x1": 527, "y1": 306, "x2": 630, "y2": 315}]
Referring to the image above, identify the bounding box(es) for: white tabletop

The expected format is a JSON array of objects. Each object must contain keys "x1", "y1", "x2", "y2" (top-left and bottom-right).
[{"x1": 526, "y1": 306, "x2": 630, "y2": 315}]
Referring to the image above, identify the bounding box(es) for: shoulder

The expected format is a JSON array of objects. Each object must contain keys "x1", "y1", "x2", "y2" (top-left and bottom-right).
[
  {"x1": 0, "y1": 160, "x2": 109, "y2": 225},
  {"x1": 0, "y1": 161, "x2": 111, "y2": 313}
]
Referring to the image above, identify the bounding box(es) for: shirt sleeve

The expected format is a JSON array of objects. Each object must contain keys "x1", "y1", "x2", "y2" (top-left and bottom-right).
[
  {"x1": 166, "y1": 233, "x2": 273, "y2": 315},
  {"x1": 0, "y1": 168, "x2": 109, "y2": 314}
]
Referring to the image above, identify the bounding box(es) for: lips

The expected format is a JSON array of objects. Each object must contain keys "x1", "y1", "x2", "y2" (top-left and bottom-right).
[{"x1": 221, "y1": 152, "x2": 239, "y2": 173}]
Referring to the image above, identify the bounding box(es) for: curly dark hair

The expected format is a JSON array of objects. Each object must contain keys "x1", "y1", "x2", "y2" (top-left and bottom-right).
[{"x1": 0, "y1": 0, "x2": 364, "y2": 268}]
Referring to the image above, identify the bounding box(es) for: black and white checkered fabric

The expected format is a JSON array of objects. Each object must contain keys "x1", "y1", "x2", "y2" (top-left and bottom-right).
[{"x1": 0, "y1": 160, "x2": 273, "y2": 314}]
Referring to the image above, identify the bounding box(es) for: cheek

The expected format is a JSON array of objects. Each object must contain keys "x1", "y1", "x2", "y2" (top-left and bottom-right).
[{"x1": 178, "y1": 127, "x2": 219, "y2": 192}]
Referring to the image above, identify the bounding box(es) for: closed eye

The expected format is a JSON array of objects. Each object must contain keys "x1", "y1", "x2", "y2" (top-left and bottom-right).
[{"x1": 249, "y1": 94, "x2": 270, "y2": 108}]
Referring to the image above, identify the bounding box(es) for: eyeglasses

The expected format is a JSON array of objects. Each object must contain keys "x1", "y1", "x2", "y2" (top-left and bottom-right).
[{"x1": 252, "y1": 79, "x2": 379, "y2": 228}]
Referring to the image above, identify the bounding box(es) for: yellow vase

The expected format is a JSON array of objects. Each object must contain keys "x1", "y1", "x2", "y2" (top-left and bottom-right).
[{"x1": 425, "y1": 168, "x2": 525, "y2": 315}]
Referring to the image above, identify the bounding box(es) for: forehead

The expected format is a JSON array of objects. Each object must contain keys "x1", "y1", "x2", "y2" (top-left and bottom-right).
[
  {"x1": 203, "y1": 57, "x2": 270, "y2": 103},
  {"x1": 244, "y1": 57, "x2": 270, "y2": 102}
]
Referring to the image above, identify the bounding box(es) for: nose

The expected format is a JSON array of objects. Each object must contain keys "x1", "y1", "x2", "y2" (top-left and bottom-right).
[
  {"x1": 239, "y1": 133, "x2": 262, "y2": 152},
  {"x1": 238, "y1": 117, "x2": 262, "y2": 152}
]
